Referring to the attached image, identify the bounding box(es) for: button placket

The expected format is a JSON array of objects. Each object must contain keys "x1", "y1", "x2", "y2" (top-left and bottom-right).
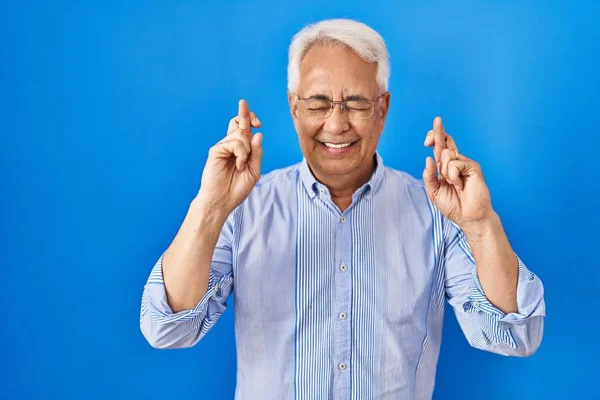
[{"x1": 333, "y1": 209, "x2": 352, "y2": 399}]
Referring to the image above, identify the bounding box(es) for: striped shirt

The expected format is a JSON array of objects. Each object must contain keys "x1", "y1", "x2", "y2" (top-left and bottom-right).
[{"x1": 140, "y1": 152, "x2": 545, "y2": 399}]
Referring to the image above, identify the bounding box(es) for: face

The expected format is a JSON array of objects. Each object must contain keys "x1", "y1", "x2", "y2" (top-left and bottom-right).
[{"x1": 288, "y1": 44, "x2": 390, "y2": 183}]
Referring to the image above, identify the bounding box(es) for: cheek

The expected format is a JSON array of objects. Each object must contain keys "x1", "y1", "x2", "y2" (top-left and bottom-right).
[
  {"x1": 297, "y1": 122, "x2": 321, "y2": 141},
  {"x1": 354, "y1": 123, "x2": 380, "y2": 143}
]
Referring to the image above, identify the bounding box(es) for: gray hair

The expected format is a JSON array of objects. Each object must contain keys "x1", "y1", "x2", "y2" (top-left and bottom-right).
[{"x1": 287, "y1": 18, "x2": 390, "y2": 93}]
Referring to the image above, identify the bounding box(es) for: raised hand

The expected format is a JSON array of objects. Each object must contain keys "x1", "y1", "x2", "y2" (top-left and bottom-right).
[
  {"x1": 422, "y1": 117, "x2": 494, "y2": 228},
  {"x1": 196, "y1": 99, "x2": 263, "y2": 213}
]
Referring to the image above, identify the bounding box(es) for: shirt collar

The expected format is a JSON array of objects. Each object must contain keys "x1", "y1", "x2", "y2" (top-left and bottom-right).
[{"x1": 298, "y1": 151, "x2": 385, "y2": 200}]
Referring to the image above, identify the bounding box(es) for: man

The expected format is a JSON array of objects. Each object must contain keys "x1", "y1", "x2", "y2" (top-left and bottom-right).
[{"x1": 140, "y1": 18, "x2": 545, "y2": 399}]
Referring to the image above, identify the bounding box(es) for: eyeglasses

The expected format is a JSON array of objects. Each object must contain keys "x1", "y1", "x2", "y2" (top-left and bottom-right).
[{"x1": 295, "y1": 93, "x2": 387, "y2": 121}]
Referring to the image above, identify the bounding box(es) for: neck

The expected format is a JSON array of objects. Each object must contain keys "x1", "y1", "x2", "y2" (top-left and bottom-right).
[{"x1": 310, "y1": 155, "x2": 377, "y2": 205}]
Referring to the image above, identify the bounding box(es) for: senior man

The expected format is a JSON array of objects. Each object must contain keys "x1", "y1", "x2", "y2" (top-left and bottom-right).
[{"x1": 140, "y1": 18, "x2": 545, "y2": 399}]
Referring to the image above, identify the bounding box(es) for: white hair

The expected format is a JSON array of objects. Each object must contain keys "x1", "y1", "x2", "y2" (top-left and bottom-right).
[{"x1": 287, "y1": 18, "x2": 390, "y2": 93}]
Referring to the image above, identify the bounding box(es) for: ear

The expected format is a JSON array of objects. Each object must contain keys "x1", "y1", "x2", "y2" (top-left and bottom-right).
[
  {"x1": 288, "y1": 90, "x2": 302, "y2": 135},
  {"x1": 288, "y1": 91, "x2": 298, "y2": 121},
  {"x1": 379, "y1": 91, "x2": 391, "y2": 131}
]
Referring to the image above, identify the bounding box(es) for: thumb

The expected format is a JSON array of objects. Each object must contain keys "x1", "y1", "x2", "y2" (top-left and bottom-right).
[
  {"x1": 422, "y1": 156, "x2": 440, "y2": 198},
  {"x1": 248, "y1": 132, "x2": 263, "y2": 176}
]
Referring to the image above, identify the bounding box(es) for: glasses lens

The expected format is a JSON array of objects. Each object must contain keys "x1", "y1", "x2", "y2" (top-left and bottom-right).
[
  {"x1": 345, "y1": 100, "x2": 373, "y2": 120},
  {"x1": 303, "y1": 99, "x2": 332, "y2": 118},
  {"x1": 299, "y1": 98, "x2": 376, "y2": 120}
]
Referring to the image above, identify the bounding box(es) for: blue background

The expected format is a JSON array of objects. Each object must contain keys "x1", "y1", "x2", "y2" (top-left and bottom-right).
[{"x1": 2, "y1": 1, "x2": 598, "y2": 399}]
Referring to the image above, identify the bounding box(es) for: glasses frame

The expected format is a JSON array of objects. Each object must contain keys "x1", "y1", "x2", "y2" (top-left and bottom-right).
[{"x1": 295, "y1": 92, "x2": 388, "y2": 121}]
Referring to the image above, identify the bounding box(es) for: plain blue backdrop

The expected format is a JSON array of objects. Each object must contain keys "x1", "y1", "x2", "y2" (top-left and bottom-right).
[{"x1": 2, "y1": 1, "x2": 598, "y2": 399}]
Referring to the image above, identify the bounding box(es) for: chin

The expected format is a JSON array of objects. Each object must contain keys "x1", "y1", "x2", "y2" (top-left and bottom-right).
[{"x1": 314, "y1": 157, "x2": 360, "y2": 176}]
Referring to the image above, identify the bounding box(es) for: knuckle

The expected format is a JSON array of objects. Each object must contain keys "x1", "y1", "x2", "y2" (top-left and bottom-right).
[
  {"x1": 236, "y1": 132, "x2": 251, "y2": 144},
  {"x1": 233, "y1": 140, "x2": 249, "y2": 152},
  {"x1": 229, "y1": 131, "x2": 247, "y2": 142},
  {"x1": 228, "y1": 130, "x2": 242, "y2": 139},
  {"x1": 234, "y1": 140, "x2": 249, "y2": 152}
]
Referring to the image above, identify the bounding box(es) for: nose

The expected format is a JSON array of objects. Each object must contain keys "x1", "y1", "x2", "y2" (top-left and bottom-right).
[{"x1": 323, "y1": 103, "x2": 350, "y2": 134}]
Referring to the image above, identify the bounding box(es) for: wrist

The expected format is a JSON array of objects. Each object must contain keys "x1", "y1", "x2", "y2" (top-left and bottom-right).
[
  {"x1": 461, "y1": 211, "x2": 501, "y2": 239},
  {"x1": 190, "y1": 197, "x2": 231, "y2": 227}
]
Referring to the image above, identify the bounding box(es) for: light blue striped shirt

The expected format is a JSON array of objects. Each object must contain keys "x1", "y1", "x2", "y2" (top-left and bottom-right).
[{"x1": 140, "y1": 152, "x2": 545, "y2": 399}]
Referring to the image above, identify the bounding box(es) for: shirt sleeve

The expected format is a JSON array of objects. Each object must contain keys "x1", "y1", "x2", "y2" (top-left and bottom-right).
[
  {"x1": 443, "y1": 219, "x2": 545, "y2": 357},
  {"x1": 139, "y1": 212, "x2": 235, "y2": 349}
]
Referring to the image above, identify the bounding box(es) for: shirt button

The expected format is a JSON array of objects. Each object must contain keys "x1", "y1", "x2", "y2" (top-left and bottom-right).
[
  {"x1": 473, "y1": 301, "x2": 480, "y2": 307},
  {"x1": 339, "y1": 312, "x2": 347, "y2": 320},
  {"x1": 339, "y1": 363, "x2": 347, "y2": 370},
  {"x1": 340, "y1": 264, "x2": 347, "y2": 272},
  {"x1": 319, "y1": 188, "x2": 325, "y2": 194},
  {"x1": 340, "y1": 216, "x2": 347, "y2": 223}
]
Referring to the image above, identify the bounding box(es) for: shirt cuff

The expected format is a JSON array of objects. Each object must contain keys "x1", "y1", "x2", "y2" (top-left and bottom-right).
[
  {"x1": 462, "y1": 254, "x2": 545, "y2": 347},
  {"x1": 141, "y1": 253, "x2": 233, "y2": 326}
]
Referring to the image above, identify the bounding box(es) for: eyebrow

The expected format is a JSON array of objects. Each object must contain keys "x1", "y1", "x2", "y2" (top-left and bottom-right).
[
  {"x1": 305, "y1": 93, "x2": 370, "y2": 101},
  {"x1": 306, "y1": 94, "x2": 331, "y2": 100},
  {"x1": 345, "y1": 94, "x2": 370, "y2": 101}
]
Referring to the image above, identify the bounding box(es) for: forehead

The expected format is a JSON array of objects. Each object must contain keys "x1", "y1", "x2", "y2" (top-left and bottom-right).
[{"x1": 298, "y1": 44, "x2": 379, "y2": 96}]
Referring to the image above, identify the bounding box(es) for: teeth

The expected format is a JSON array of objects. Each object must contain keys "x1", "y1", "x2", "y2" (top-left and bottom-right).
[{"x1": 324, "y1": 142, "x2": 352, "y2": 149}]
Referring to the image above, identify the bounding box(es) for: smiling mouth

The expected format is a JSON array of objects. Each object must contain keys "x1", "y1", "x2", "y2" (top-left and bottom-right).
[{"x1": 317, "y1": 139, "x2": 359, "y2": 148}]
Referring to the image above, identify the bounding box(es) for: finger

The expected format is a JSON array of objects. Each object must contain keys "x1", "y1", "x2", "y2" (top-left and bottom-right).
[
  {"x1": 424, "y1": 130, "x2": 435, "y2": 147},
  {"x1": 449, "y1": 158, "x2": 479, "y2": 179},
  {"x1": 227, "y1": 116, "x2": 239, "y2": 134},
  {"x1": 447, "y1": 160, "x2": 465, "y2": 190},
  {"x1": 249, "y1": 112, "x2": 261, "y2": 128},
  {"x1": 425, "y1": 128, "x2": 455, "y2": 150},
  {"x1": 238, "y1": 99, "x2": 251, "y2": 132},
  {"x1": 433, "y1": 116, "x2": 447, "y2": 163},
  {"x1": 219, "y1": 139, "x2": 250, "y2": 170},
  {"x1": 211, "y1": 138, "x2": 246, "y2": 165},
  {"x1": 228, "y1": 115, "x2": 261, "y2": 135},
  {"x1": 441, "y1": 148, "x2": 469, "y2": 179},
  {"x1": 445, "y1": 134, "x2": 459, "y2": 153},
  {"x1": 440, "y1": 148, "x2": 456, "y2": 179},
  {"x1": 221, "y1": 130, "x2": 251, "y2": 154},
  {"x1": 422, "y1": 156, "x2": 441, "y2": 198},
  {"x1": 248, "y1": 132, "x2": 263, "y2": 178}
]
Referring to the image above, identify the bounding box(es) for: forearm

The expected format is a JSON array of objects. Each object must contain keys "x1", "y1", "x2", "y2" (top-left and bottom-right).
[
  {"x1": 462, "y1": 211, "x2": 519, "y2": 314},
  {"x1": 162, "y1": 197, "x2": 229, "y2": 313}
]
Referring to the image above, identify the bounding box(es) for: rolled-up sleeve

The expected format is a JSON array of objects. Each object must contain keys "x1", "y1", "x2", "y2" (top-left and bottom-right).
[
  {"x1": 140, "y1": 213, "x2": 235, "y2": 349},
  {"x1": 444, "y1": 221, "x2": 545, "y2": 357}
]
